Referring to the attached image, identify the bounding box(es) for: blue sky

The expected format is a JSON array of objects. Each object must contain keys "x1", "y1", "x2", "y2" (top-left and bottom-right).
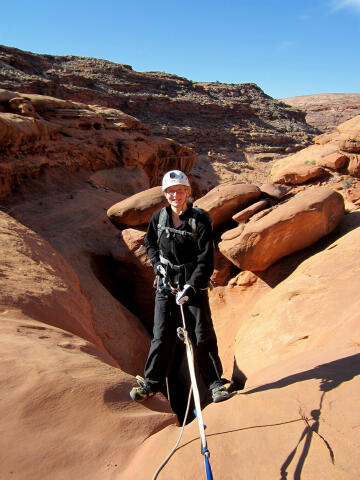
[{"x1": 1, "y1": 0, "x2": 359, "y2": 98}]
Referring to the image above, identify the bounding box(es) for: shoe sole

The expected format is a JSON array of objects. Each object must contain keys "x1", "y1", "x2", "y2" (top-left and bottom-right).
[
  {"x1": 130, "y1": 388, "x2": 155, "y2": 402},
  {"x1": 212, "y1": 391, "x2": 235, "y2": 403}
]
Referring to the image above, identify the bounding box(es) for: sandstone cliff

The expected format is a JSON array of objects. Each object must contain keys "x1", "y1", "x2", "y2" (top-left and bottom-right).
[
  {"x1": 0, "y1": 45, "x2": 359, "y2": 480},
  {"x1": 0, "y1": 44, "x2": 320, "y2": 186},
  {"x1": 281, "y1": 93, "x2": 360, "y2": 132}
]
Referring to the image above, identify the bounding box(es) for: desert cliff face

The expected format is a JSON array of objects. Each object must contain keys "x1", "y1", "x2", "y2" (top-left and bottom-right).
[
  {"x1": 0, "y1": 44, "x2": 320, "y2": 187},
  {"x1": 0, "y1": 46, "x2": 360, "y2": 480},
  {"x1": 281, "y1": 93, "x2": 360, "y2": 132}
]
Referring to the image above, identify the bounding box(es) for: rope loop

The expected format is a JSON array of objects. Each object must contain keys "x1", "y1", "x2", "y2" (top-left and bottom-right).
[{"x1": 202, "y1": 448, "x2": 210, "y2": 457}]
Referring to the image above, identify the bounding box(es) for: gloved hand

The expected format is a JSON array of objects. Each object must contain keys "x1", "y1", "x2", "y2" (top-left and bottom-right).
[
  {"x1": 156, "y1": 264, "x2": 166, "y2": 277},
  {"x1": 176, "y1": 284, "x2": 195, "y2": 305}
]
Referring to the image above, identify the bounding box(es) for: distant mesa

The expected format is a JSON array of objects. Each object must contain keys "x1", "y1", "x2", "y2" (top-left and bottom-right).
[{"x1": 281, "y1": 93, "x2": 360, "y2": 132}]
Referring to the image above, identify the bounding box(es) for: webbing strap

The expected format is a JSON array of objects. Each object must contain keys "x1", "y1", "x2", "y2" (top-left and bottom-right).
[
  {"x1": 158, "y1": 225, "x2": 195, "y2": 239},
  {"x1": 159, "y1": 254, "x2": 193, "y2": 272},
  {"x1": 157, "y1": 207, "x2": 198, "y2": 242}
]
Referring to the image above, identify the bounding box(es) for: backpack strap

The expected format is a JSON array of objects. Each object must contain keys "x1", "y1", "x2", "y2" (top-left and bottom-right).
[
  {"x1": 192, "y1": 206, "x2": 213, "y2": 230},
  {"x1": 157, "y1": 207, "x2": 197, "y2": 242}
]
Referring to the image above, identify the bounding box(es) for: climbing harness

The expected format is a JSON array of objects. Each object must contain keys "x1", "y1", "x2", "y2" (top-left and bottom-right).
[
  {"x1": 152, "y1": 301, "x2": 214, "y2": 480},
  {"x1": 151, "y1": 206, "x2": 216, "y2": 478},
  {"x1": 157, "y1": 206, "x2": 198, "y2": 242},
  {"x1": 156, "y1": 205, "x2": 213, "y2": 244}
]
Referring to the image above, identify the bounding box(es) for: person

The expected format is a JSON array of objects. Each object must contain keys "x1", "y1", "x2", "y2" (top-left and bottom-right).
[{"x1": 130, "y1": 170, "x2": 230, "y2": 403}]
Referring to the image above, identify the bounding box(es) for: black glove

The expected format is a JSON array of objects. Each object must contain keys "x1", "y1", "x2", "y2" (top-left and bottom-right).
[{"x1": 176, "y1": 285, "x2": 196, "y2": 305}]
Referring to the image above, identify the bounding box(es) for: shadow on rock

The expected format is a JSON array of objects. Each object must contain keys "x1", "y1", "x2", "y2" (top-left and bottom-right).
[{"x1": 244, "y1": 353, "x2": 360, "y2": 395}]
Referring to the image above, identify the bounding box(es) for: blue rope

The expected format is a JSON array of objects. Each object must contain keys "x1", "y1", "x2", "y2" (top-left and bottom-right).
[
  {"x1": 194, "y1": 410, "x2": 213, "y2": 479},
  {"x1": 203, "y1": 448, "x2": 213, "y2": 480}
]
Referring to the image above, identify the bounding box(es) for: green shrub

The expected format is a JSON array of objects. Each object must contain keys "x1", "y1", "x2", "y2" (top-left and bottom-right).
[{"x1": 342, "y1": 179, "x2": 353, "y2": 189}]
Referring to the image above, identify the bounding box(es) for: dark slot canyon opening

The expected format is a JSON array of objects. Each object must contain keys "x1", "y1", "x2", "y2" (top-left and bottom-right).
[
  {"x1": 90, "y1": 254, "x2": 153, "y2": 333},
  {"x1": 90, "y1": 253, "x2": 218, "y2": 423}
]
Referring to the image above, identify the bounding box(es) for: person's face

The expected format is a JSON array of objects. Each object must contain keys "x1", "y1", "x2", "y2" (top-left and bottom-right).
[{"x1": 165, "y1": 185, "x2": 188, "y2": 209}]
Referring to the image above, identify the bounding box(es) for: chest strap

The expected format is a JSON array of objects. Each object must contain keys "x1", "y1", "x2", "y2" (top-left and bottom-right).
[{"x1": 159, "y1": 255, "x2": 194, "y2": 272}]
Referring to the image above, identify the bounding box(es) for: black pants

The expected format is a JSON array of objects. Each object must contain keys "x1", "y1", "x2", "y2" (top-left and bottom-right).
[{"x1": 144, "y1": 288, "x2": 223, "y2": 393}]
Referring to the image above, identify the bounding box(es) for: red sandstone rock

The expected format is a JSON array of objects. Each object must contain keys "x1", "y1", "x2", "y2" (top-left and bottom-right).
[
  {"x1": 211, "y1": 249, "x2": 235, "y2": 286},
  {"x1": 281, "y1": 93, "x2": 360, "y2": 131},
  {"x1": 0, "y1": 210, "x2": 150, "y2": 373},
  {"x1": 89, "y1": 166, "x2": 150, "y2": 195},
  {"x1": 347, "y1": 156, "x2": 360, "y2": 177},
  {"x1": 316, "y1": 152, "x2": 348, "y2": 170},
  {"x1": 337, "y1": 116, "x2": 360, "y2": 153},
  {"x1": 232, "y1": 199, "x2": 269, "y2": 223},
  {"x1": 0, "y1": 45, "x2": 319, "y2": 167},
  {"x1": 107, "y1": 186, "x2": 167, "y2": 228},
  {"x1": 0, "y1": 313, "x2": 175, "y2": 480},
  {"x1": 272, "y1": 163, "x2": 325, "y2": 185},
  {"x1": 220, "y1": 223, "x2": 246, "y2": 241},
  {"x1": 0, "y1": 89, "x2": 196, "y2": 197},
  {"x1": 233, "y1": 211, "x2": 360, "y2": 382},
  {"x1": 194, "y1": 182, "x2": 261, "y2": 228},
  {"x1": 117, "y1": 228, "x2": 155, "y2": 328},
  {"x1": 218, "y1": 187, "x2": 345, "y2": 271},
  {"x1": 1, "y1": 47, "x2": 360, "y2": 480},
  {"x1": 260, "y1": 182, "x2": 291, "y2": 199}
]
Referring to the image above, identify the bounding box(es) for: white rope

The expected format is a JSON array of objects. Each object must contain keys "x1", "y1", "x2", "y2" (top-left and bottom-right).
[
  {"x1": 151, "y1": 303, "x2": 209, "y2": 479},
  {"x1": 152, "y1": 385, "x2": 193, "y2": 480},
  {"x1": 179, "y1": 304, "x2": 208, "y2": 452}
]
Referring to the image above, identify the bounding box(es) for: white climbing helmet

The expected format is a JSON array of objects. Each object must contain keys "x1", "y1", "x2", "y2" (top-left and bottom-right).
[{"x1": 161, "y1": 170, "x2": 190, "y2": 191}]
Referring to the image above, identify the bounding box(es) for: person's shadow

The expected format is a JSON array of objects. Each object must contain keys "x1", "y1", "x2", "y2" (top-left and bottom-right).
[
  {"x1": 244, "y1": 354, "x2": 360, "y2": 479},
  {"x1": 279, "y1": 392, "x2": 333, "y2": 479}
]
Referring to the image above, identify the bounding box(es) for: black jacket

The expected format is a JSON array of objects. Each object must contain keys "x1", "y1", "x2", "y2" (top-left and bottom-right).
[{"x1": 144, "y1": 204, "x2": 214, "y2": 289}]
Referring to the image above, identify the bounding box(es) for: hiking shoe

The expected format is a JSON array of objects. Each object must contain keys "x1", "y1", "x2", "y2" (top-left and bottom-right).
[
  {"x1": 212, "y1": 385, "x2": 231, "y2": 403},
  {"x1": 130, "y1": 376, "x2": 155, "y2": 402}
]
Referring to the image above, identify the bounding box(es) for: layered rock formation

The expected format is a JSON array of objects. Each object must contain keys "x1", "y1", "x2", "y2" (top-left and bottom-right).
[
  {"x1": 1, "y1": 46, "x2": 360, "y2": 480},
  {"x1": 0, "y1": 88, "x2": 195, "y2": 197},
  {"x1": 281, "y1": 93, "x2": 360, "y2": 132},
  {"x1": 0, "y1": 44, "x2": 320, "y2": 187},
  {"x1": 271, "y1": 115, "x2": 360, "y2": 209}
]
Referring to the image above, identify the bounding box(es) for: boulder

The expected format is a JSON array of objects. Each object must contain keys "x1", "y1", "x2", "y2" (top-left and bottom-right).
[
  {"x1": 338, "y1": 115, "x2": 360, "y2": 153},
  {"x1": 218, "y1": 187, "x2": 345, "y2": 271},
  {"x1": 347, "y1": 155, "x2": 360, "y2": 178},
  {"x1": 260, "y1": 183, "x2": 291, "y2": 199},
  {"x1": 316, "y1": 152, "x2": 348, "y2": 170},
  {"x1": 232, "y1": 199, "x2": 269, "y2": 223},
  {"x1": 233, "y1": 211, "x2": 360, "y2": 383},
  {"x1": 107, "y1": 186, "x2": 167, "y2": 228},
  {"x1": 220, "y1": 223, "x2": 246, "y2": 241},
  {"x1": 194, "y1": 182, "x2": 261, "y2": 228},
  {"x1": 272, "y1": 163, "x2": 325, "y2": 185},
  {"x1": 211, "y1": 250, "x2": 235, "y2": 286},
  {"x1": 270, "y1": 143, "x2": 337, "y2": 184}
]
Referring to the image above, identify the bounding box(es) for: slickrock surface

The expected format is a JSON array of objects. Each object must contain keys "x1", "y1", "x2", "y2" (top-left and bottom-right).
[{"x1": 1, "y1": 46, "x2": 360, "y2": 480}]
